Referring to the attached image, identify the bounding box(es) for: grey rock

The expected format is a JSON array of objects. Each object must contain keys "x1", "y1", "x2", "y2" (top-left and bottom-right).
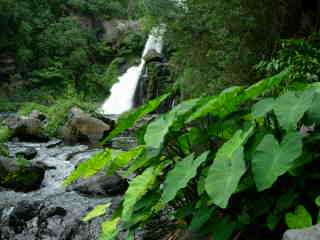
[
  {"x1": 15, "y1": 146, "x2": 37, "y2": 160},
  {"x1": 60, "y1": 107, "x2": 111, "y2": 145},
  {"x1": 143, "y1": 49, "x2": 163, "y2": 63},
  {"x1": 282, "y1": 225, "x2": 320, "y2": 240},
  {"x1": 3, "y1": 113, "x2": 48, "y2": 142},
  {"x1": 69, "y1": 172, "x2": 128, "y2": 197}
]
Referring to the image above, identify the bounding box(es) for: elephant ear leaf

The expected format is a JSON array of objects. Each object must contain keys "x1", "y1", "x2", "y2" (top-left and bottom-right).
[
  {"x1": 252, "y1": 132, "x2": 302, "y2": 191},
  {"x1": 205, "y1": 125, "x2": 254, "y2": 208},
  {"x1": 252, "y1": 98, "x2": 275, "y2": 119},
  {"x1": 274, "y1": 90, "x2": 315, "y2": 131},
  {"x1": 162, "y1": 151, "x2": 210, "y2": 203}
]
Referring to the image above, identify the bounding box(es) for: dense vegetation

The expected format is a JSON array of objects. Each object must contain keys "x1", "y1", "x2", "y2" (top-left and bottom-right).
[
  {"x1": 65, "y1": 31, "x2": 320, "y2": 238},
  {"x1": 3, "y1": 0, "x2": 320, "y2": 239},
  {"x1": 0, "y1": 0, "x2": 146, "y2": 111}
]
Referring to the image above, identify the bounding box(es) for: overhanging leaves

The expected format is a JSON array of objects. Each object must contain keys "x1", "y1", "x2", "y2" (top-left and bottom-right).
[
  {"x1": 103, "y1": 93, "x2": 170, "y2": 143},
  {"x1": 144, "y1": 98, "x2": 200, "y2": 151}
]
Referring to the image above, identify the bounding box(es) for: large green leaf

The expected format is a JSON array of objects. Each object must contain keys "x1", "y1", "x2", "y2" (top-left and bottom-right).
[
  {"x1": 82, "y1": 203, "x2": 111, "y2": 222},
  {"x1": 285, "y1": 205, "x2": 312, "y2": 229},
  {"x1": 103, "y1": 93, "x2": 170, "y2": 143},
  {"x1": 243, "y1": 68, "x2": 290, "y2": 100},
  {"x1": 186, "y1": 69, "x2": 290, "y2": 123},
  {"x1": 162, "y1": 151, "x2": 209, "y2": 203},
  {"x1": 251, "y1": 98, "x2": 275, "y2": 119},
  {"x1": 144, "y1": 98, "x2": 200, "y2": 151},
  {"x1": 187, "y1": 86, "x2": 244, "y2": 123},
  {"x1": 106, "y1": 146, "x2": 145, "y2": 176},
  {"x1": 64, "y1": 149, "x2": 115, "y2": 186},
  {"x1": 122, "y1": 163, "x2": 165, "y2": 224},
  {"x1": 99, "y1": 217, "x2": 120, "y2": 240},
  {"x1": 252, "y1": 132, "x2": 303, "y2": 191},
  {"x1": 274, "y1": 90, "x2": 315, "y2": 131},
  {"x1": 205, "y1": 126, "x2": 254, "y2": 208}
]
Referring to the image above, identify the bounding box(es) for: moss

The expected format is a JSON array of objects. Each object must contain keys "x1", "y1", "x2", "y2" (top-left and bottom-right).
[
  {"x1": 0, "y1": 167, "x2": 44, "y2": 192},
  {"x1": 0, "y1": 125, "x2": 11, "y2": 143}
]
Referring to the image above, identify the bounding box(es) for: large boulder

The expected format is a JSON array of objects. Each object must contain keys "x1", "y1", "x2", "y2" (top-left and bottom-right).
[
  {"x1": 282, "y1": 225, "x2": 320, "y2": 240},
  {"x1": 60, "y1": 107, "x2": 111, "y2": 145},
  {"x1": 102, "y1": 19, "x2": 141, "y2": 43},
  {"x1": 143, "y1": 49, "x2": 163, "y2": 63},
  {"x1": 68, "y1": 172, "x2": 128, "y2": 197},
  {"x1": 0, "y1": 154, "x2": 45, "y2": 192},
  {"x1": 3, "y1": 111, "x2": 48, "y2": 142}
]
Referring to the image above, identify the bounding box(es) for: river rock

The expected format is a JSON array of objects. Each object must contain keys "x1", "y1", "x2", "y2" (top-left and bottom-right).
[
  {"x1": 143, "y1": 49, "x2": 163, "y2": 63},
  {"x1": 0, "y1": 192, "x2": 115, "y2": 240},
  {"x1": 69, "y1": 172, "x2": 128, "y2": 197},
  {"x1": 282, "y1": 225, "x2": 320, "y2": 240},
  {"x1": 3, "y1": 112, "x2": 48, "y2": 142},
  {"x1": 15, "y1": 146, "x2": 37, "y2": 160},
  {"x1": 60, "y1": 107, "x2": 111, "y2": 145},
  {"x1": 0, "y1": 154, "x2": 45, "y2": 192}
]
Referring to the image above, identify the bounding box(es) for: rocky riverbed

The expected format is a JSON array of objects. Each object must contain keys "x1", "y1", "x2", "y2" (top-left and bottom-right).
[{"x1": 0, "y1": 140, "x2": 126, "y2": 240}]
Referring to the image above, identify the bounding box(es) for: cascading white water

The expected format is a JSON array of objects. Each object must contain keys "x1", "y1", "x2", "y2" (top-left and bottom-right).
[{"x1": 101, "y1": 27, "x2": 164, "y2": 115}]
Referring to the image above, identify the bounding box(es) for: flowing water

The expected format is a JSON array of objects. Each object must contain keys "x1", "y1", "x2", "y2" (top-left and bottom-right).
[{"x1": 101, "y1": 27, "x2": 164, "y2": 115}]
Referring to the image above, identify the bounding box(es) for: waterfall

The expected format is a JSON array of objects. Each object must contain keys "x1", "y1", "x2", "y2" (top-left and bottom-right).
[{"x1": 101, "y1": 27, "x2": 164, "y2": 115}]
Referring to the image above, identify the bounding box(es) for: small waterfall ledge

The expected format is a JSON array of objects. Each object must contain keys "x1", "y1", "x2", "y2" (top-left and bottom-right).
[{"x1": 100, "y1": 27, "x2": 165, "y2": 115}]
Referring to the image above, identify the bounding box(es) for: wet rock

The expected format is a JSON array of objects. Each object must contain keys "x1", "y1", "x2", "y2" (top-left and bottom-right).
[
  {"x1": 61, "y1": 107, "x2": 111, "y2": 145},
  {"x1": 69, "y1": 172, "x2": 128, "y2": 197},
  {"x1": 3, "y1": 113, "x2": 48, "y2": 142},
  {"x1": 0, "y1": 155, "x2": 45, "y2": 192},
  {"x1": 282, "y1": 225, "x2": 320, "y2": 240},
  {"x1": 45, "y1": 139, "x2": 63, "y2": 148},
  {"x1": 15, "y1": 146, "x2": 37, "y2": 160},
  {"x1": 143, "y1": 49, "x2": 163, "y2": 63},
  {"x1": 0, "y1": 192, "x2": 113, "y2": 240}
]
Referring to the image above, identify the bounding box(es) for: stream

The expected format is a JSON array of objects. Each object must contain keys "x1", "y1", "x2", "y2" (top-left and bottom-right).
[{"x1": 0, "y1": 140, "x2": 124, "y2": 240}]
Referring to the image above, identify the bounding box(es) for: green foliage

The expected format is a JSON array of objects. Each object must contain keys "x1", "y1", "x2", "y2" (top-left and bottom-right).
[
  {"x1": 252, "y1": 133, "x2": 303, "y2": 191},
  {"x1": 0, "y1": 125, "x2": 11, "y2": 143},
  {"x1": 100, "y1": 218, "x2": 120, "y2": 240},
  {"x1": 162, "y1": 152, "x2": 209, "y2": 203},
  {"x1": 144, "y1": 98, "x2": 199, "y2": 150},
  {"x1": 285, "y1": 205, "x2": 313, "y2": 229},
  {"x1": 64, "y1": 149, "x2": 113, "y2": 185},
  {"x1": 274, "y1": 90, "x2": 315, "y2": 131},
  {"x1": 205, "y1": 126, "x2": 254, "y2": 208},
  {"x1": 67, "y1": 67, "x2": 320, "y2": 239},
  {"x1": 82, "y1": 203, "x2": 111, "y2": 222},
  {"x1": 257, "y1": 35, "x2": 320, "y2": 84},
  {"x1": 105, "y1": 93, "x2": 170, "y2": 142},
  {"x1": 19, "y1": 91, "x2": 97, "y2": 137}
]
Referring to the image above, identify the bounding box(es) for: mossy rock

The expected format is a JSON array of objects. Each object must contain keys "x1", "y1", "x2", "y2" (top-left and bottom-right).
[{"x1": 0, "y1": 144, "x2": 9, "y2": 157}]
